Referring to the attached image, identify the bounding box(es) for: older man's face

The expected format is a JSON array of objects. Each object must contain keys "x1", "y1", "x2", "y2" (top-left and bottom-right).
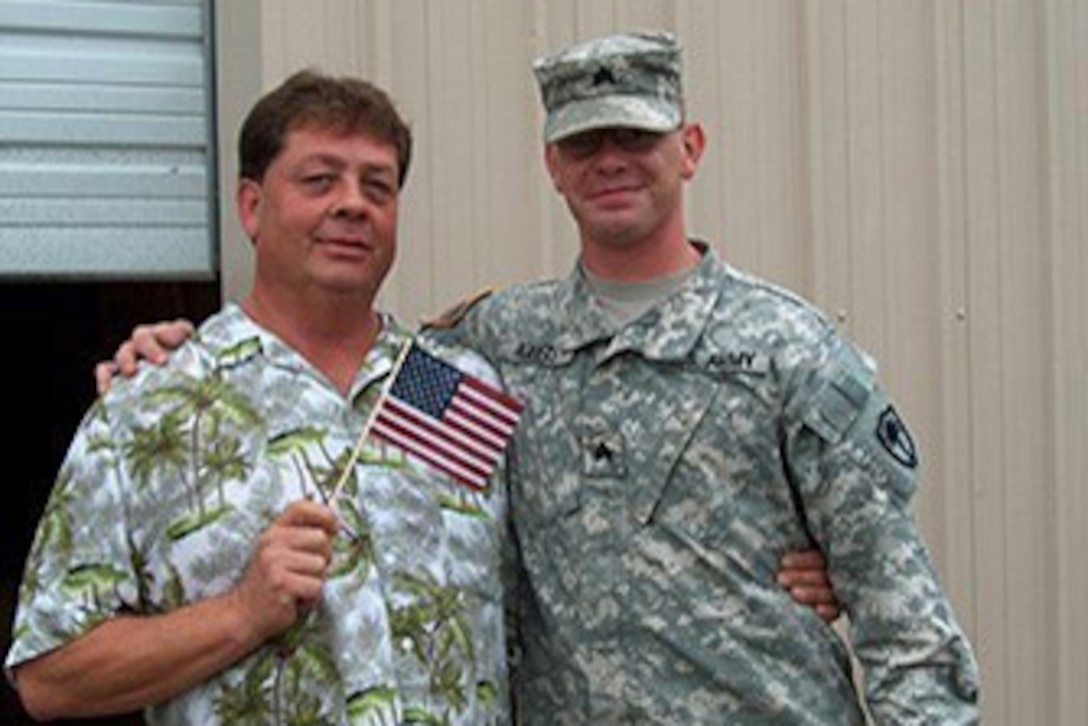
[{"x1": 238, "y1": 124, "x2": 401, "y2": 305}]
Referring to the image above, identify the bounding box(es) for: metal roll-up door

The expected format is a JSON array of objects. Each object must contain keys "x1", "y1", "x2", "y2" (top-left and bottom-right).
[{"x1": 0, "y1": 0, "x2": 215, "y2": 278}]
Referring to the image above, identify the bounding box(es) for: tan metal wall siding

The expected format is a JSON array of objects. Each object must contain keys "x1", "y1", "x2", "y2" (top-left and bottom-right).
[
  {"x1": 216, "y1": 2, "x2": 1088, "y2": 722},
  {"x1": 1046, "y1": 0, "x2": 1088, "y2": 722}
]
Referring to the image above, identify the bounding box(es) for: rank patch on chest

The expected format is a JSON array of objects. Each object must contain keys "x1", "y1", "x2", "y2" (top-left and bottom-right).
[
  {"x1": 580, "y1": 430, "x2": 626, "y2": 478},
  {"x1": 877, "y1": 405, "x2": 918, "y2": 469}
]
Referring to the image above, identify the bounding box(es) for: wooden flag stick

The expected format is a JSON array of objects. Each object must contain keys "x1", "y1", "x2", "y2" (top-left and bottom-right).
[{"x1": 329, "y1": 338, "x2": 414, "y2": 508}]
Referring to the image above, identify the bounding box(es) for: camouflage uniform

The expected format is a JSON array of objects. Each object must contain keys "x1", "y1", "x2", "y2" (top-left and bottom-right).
[
  {"x1": 444, "y1": 245, "x2": 980, "y2": 724},
  {"x1": 6, "y1": 305, "x2": 511, "y2": 725}
]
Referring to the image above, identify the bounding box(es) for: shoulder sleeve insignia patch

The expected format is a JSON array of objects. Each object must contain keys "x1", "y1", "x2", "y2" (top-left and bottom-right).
[
  {"x1": 421, "y1": 287, "x2": 494, "y2": 330},
  {"x1": 877, "y1": 405, "x2": 918, "y2": 469}
]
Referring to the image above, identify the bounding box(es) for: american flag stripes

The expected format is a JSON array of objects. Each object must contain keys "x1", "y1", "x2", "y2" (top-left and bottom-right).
[{"x1": 370, "y1": 343, "x2": 523, "y2": 489}]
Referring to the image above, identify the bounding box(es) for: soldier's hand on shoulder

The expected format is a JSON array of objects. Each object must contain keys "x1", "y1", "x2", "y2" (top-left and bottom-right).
[{"x1": 95, "y1": 319, "x2": 196, "y2": 395}]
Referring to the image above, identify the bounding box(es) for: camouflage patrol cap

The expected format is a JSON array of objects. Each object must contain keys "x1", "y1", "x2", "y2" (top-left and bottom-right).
[{"x1": 533, "y1": 31, "x2": 683, "y2": 143}]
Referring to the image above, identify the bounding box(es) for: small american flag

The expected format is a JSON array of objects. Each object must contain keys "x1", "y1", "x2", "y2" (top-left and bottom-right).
[{"x1": 370, "y1": 343, "x2": 523, "y2": 489}]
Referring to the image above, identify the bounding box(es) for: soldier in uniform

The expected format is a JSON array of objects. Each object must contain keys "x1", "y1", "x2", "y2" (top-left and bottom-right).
[{"x1": 435, "y1": 31, "x2": 980, "y2": 723}]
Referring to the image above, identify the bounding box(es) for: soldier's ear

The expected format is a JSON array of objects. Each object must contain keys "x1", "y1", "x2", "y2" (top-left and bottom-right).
[
  {"x1": 544, "y1": 144, "x2": 565, "y2": 193},
  {"x1": 680, "y1": 123, "x2": 706, "y2": 179}
]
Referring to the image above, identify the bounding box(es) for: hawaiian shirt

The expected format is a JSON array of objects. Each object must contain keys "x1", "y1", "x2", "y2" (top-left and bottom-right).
[
  {"x1": 6, "y1": 304, "x2": 510, "y2": 725},
  {"x1": 443, "y1": 244, "x2": 980, "y2": 724}
]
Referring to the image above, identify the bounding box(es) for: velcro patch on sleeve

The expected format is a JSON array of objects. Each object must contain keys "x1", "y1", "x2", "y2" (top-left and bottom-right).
[
  {"x1": 420, "y1": 287, "x2": 494, "y2": 330},
  {"x1": 802, "y1": 368, "x2": 871, "y2": 445}
]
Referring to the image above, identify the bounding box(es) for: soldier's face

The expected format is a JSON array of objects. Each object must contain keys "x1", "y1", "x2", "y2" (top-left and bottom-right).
[{"x1": 546, "y1": 123, "x2": 704, "y2": 252}]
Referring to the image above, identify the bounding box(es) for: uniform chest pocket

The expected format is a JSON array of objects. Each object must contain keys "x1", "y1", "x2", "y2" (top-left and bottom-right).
[
  {"x1": 638, "y1": 372, "x2": 786, "y2": 552},
  {"x1": 642, "y1": 448, "x2": 747, "y2": 552}
]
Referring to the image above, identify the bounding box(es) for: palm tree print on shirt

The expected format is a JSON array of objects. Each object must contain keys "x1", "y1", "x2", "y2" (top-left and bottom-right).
[{"x1": 125, "y1": 373, "x2": 260, "y2": 540}]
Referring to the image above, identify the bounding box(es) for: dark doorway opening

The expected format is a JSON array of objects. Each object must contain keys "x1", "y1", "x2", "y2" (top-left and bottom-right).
[{"x1": 0, "y1": 280, "x2": 219, "y2": 725}]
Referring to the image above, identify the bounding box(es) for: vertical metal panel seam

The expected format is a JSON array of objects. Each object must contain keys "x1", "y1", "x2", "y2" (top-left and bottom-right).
[
  {"x1": 529, "y1": 0, "x2": 557, "y2": 275},
  {"x1": 1031, "y1": 0, "x2": 1062, "y2": 716},
  {"x1": 875, "y1": 0, "x2": 890, "y2": 364},
  {"x1": 840, "y1": 0, "x2": 855, "y2": 331},
  {"x1": 797, "y1": 0, "x2": 820, "y2": 300},
  {"x1": 986, "y1": 2, "x2": 1011, "y2": 715},
  {"x1": 421, "y1": 0, "x2": 438, "y2": 312},
  {"x1": 203, "y1": 0, "x2": 220, "y2": 277},
  {"x1": 1044, "y1": 0, "x2": 1087, "y2": 720}
]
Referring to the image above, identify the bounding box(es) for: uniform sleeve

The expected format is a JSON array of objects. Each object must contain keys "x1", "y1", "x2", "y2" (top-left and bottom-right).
[
  {"x1": 782, "y1": 333, "x2": 980, "y2": 725},
  {"x1": 4, "y1": 399, "x2": 139, "y2": 679},
  {"x1": 421, "y1": 294, "x2": 502, "y2": 367}
]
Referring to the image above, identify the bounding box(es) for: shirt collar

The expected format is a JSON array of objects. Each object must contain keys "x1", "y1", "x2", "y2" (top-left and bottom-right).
[{"x1": 200, "y1": 303, "x2": 412, "y2": 397}]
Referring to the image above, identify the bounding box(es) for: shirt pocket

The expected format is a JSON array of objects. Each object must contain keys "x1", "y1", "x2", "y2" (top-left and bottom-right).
[{"x1": 640, "y1": 370, "x2": 786, "y2": 553}]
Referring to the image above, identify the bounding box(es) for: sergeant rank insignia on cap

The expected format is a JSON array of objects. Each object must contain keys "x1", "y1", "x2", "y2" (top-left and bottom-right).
[{"x1": 532, "y1": 30, "x2": 684, "y2": 143}]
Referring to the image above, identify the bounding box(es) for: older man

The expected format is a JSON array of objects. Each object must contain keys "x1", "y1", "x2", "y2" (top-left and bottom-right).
[{"x1": 7, "y1": 71, "x2": 510, "y2": 725}]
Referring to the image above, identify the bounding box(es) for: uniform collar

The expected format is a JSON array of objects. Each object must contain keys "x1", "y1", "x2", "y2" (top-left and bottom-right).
[{"x1": 552, "y1": 241, "x2": 724, "y2": 362}]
